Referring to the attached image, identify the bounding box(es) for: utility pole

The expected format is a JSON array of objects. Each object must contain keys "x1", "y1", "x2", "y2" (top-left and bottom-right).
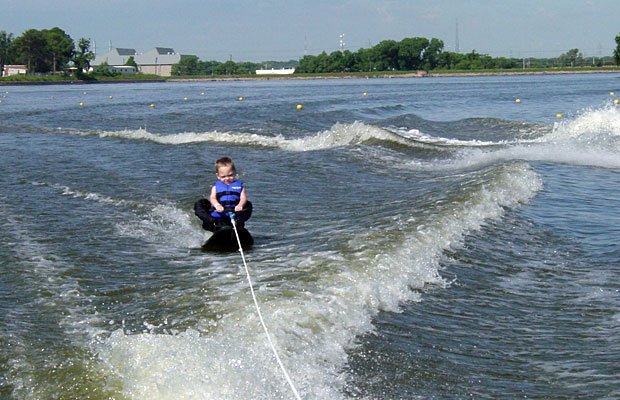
[
  {"x1": 455, "y1": 18, "x2": 460, "y2": 53},
  {"x1": 304, "y1": 34, "x2": 308, "y2": 55}
]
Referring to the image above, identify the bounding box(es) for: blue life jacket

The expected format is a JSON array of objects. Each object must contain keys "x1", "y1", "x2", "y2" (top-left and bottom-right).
[{"x1": 211, "y1": 180, "x2": 243, "y2": 218}]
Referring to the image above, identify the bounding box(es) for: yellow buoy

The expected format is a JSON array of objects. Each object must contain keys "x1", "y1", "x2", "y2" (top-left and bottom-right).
[
  {"x1": 200, "y1": 92, "x2": 205, "y2": 96},
  {"x1": 238, "y1": 96, "x2": 244, "y2": 101},
  {"x1": 614, "y1": 98, "x2": 620, "y2": 105},
  {"x1": 556, "y1": 113, "x2": 563, "y2": 119},
  {"x1": 108, "y1": 95, "x2": 113, "y2": 100},
  {"x1": 150, "y1": 103, "x2": 155, "y2": 108},
  {"x1": 515, "y1": 98, "x2": 521, "y2": 103},
  {"x1": 296, "y1": 104, "x2": 303, "y2": 110},
  {"x1": 363, "y1": 92, "x2": 368, "y2": 96},
  {"x1": 79, "y1": 102, "x2": 84, "y2": 107},
  {"x1": 184, "y1": 97, "x2": 188, "y2": 101}
]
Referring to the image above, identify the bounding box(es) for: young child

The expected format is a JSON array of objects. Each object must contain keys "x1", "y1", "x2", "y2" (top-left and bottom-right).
[{"x1": 194, "y1": 157, "x2": 252, "y2": 231}]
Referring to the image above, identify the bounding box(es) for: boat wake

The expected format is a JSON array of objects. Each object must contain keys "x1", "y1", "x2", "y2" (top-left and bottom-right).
[
  {"x1": 94, "y1": 162, "x2": 542, "y2": 400},
  {"x1": 32, "y1": 181, "x2": 204, "y2": 250}
]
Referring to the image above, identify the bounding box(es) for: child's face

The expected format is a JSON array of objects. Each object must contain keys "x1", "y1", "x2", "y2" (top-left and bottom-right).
[{"x1": 216, "y1": 164, "x2": 236, "y2": 185}]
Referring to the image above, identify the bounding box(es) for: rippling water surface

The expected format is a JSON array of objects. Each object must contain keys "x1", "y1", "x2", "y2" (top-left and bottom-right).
[{"x1": 1, "y1": 74, "x2": 619, "y2": 399}]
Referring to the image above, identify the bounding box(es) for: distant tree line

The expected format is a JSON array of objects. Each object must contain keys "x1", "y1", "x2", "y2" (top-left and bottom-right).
[
  {"x1": 297, "y1": 37, "x2": 616, "y2": 73},
  {"x1": 0, "y1": 28, "x2": 94, "y2": 77},
  {"x1": 172, "y1": 35, "x2": 619, "y2": 76},
  {"x1": 3, "y1": 28, "x2": 620, "y2": 78},
  {"x1": 615, "y1": 34, "x2": 620, "y2": 65},
  {"x1": 172, "y1": 57, "x2": 298, "y2": 76}
]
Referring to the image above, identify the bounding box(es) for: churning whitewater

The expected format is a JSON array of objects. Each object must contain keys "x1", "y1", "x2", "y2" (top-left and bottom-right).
[{"x1": 1, "y1": 74, "x2": 620, "y2": 399}]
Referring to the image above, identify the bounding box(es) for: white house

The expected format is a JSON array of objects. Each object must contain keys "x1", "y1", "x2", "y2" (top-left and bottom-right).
[
  {"x1": 2, "y1": 65, "x2": 28, "y2": 77},
  {"x1": 92, "y1": 47, "x2": 191, "y2": 77},
  {"x1": 92, "y1": 48, "x2": 137, "y2": 66},
  {"x1": 134, "y1": 47, "x2": 182, "y2": 77}
]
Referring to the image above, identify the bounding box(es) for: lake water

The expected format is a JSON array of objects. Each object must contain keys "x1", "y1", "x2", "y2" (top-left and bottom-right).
[{"x1": 1, "y1": 73, "x2": 619, "y2": 399}]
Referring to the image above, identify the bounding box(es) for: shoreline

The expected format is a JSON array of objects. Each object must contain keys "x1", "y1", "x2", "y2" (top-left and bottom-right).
[
  {"x1": 168, "y1": 68, "x2": 620, "y2": 82},
  {"x1": 2, "y1": 68, "x2": 619, "y2": 86},
  {"x1": 0, "y1": 78, "x2": 166, "y2": 86}
]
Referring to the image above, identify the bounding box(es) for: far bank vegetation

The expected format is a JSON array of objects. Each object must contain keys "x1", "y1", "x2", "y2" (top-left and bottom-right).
[{"x1": 3, "y1": 28, "x2": 620, "y2": 81}]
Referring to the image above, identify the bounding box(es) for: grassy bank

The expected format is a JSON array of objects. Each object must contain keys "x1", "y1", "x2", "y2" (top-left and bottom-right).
[
  {"x1": 0, "y1": 73, "x2": 165, "y2": 85},
  {"x1": 428, "y1": 66, "x2": 620, "y2": 76}
]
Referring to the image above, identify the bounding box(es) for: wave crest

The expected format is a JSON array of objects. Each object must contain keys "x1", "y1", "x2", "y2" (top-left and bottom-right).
[
  {"x1": 547, "y1": 104, "x2": 620, "y2": 144},
  {"x1": 91, "y1": 121, "x2": 408, "y2": 151}
]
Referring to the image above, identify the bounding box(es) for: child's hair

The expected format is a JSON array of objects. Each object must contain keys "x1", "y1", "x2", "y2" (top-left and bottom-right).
[{"x1": 214, "y1": 156, "x2": 236, "y2": 173}]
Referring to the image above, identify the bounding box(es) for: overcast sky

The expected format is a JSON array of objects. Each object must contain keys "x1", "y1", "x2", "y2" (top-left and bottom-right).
[{"x1": 3, "y1": 0, "x2": 619, "y2": 62}]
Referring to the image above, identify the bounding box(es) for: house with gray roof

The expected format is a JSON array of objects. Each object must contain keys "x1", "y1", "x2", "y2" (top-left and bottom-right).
[
  {"x1": 92, "y1": 48, "x2": 137, "y2": 67},
  {"x1": 92, "y1": 47, "x2": 191, "y2": 77},
  {"x1": 134, "y1": 48, "x2": 182, "y2": 77}
]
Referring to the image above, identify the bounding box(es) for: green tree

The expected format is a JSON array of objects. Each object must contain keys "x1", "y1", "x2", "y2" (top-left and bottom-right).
[
  {"x1": 435, "y1": 51, "x2": 461, "y2": 69},
  {"x1": 125, "y1": 55, "x2": 138, "y2": 69},
  {"x1": 327, "y1": 50, "x2": 345, "y2": 71},
  {"x1": 422, "y1": 38, "x2": 444, "y2": 70},
  {"x1": 172, "y1": 55, "x2": 199, "y2": 75},
  {"x1": 558, "y1": 48, "x2": 584, "y2": 67},
  {"x1": 397, "y1": 37, "x2": 429, "y2": 70},
  {"x1": 12, "y1": 29, "x2": 49, "y2": 72},
  {"x1": 93, "y1": 61, "x2": 120, "y2": 76},
  {"x1": 72, "y1": 38, "x2": 94, "y2": 77},
  {"x1": 314, "y1": 51, "x2": 330, "y2": 72},
  {"x1": 374, "y1": 40, "x2": 399, "y2": 70},
  {"x1": 214, "y1": 60, "x2": 238, "y2": 75},
  {"x1": 43, "y1": 27, "x2": 74, "y2": 74},
  {"x1": 236, "y1": 61, "x2": 261, "y2": 74},
  {"x1": 614, "y1": 34, "x2": 620, "y2": 65},
  {"x1": 0, "y1": 31, "x2": 14, "y2": 74},
  {"x1": 341, "y1": 50, "x2": 357, "y2": 71},
  {"x1": 494, "y1": 57, "x2": 518, "y2": 69},
  {"x1": 297, "y1": 54, "x2": 318, "y2": 73},
  {"x1": 454, "y1": 50, "x2": 484, "y2": 69},
  {"x1": 199, "y1": 60, "x2": 221, "y2": 75},
  {"x1": 355, "y1": 47, "x2": 375, "y2": 72},
  {"x1": 6, "y1": 28, "x2": 74, "y2": 74}
]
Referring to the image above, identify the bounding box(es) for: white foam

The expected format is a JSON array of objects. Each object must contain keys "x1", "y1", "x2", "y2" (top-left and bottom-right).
[
  {"x1": 388, "y1": 106, "x2": 620, "y2": 172},
  {"x1": 281, "y1": 121, "x2": 407, "y2": 151},
  {"x1": 96, "y1": 164, "x2": 542, "y2": 399},
  {"x1": 493, "y1": 106, "x2": 620, "y2": 170},
  {"x1": 80, "y1": 121, "x2": 407, "y2": 152},
  {"x1": 115, "y1": 202, "x2": 204, "y2": 249},
  {"x1": 34, "y1": 182, "x2": 203, "y2": 250},
  {"x1": 39, "y1": 182, "x2": 146, "y2": 209},
  {"x1": 98, "y1": 128, "x2": 286, "y2": 148},
  {"x1": 547, "y1": 104, "x2": 620, "y2": 142},
  {"x1": 392, "y1": 127, "x2": 501, "y2": 146}
]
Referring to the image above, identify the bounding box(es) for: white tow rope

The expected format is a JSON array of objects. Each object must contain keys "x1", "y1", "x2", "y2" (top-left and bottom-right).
[{"x1": 230, "y1": 216, "x2": 302, "y2": 400}]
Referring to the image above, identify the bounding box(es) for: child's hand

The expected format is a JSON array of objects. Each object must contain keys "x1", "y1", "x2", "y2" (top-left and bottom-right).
[
  {"x1": 234, "y1": 204, "x2": 243, "y2": 212},
  {"x1": 215, "y1": 204, "x2": 224, "y2": 212}
]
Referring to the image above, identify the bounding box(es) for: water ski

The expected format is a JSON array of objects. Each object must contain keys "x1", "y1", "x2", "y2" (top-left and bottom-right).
[{"x1": 201, "y1": 225, "x2": 254, "y2": 252}]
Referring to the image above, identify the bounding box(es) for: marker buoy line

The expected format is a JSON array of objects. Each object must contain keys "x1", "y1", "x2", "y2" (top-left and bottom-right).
[{"x1": 229, "y1": 214, "x2": 302, "y2": 400}]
